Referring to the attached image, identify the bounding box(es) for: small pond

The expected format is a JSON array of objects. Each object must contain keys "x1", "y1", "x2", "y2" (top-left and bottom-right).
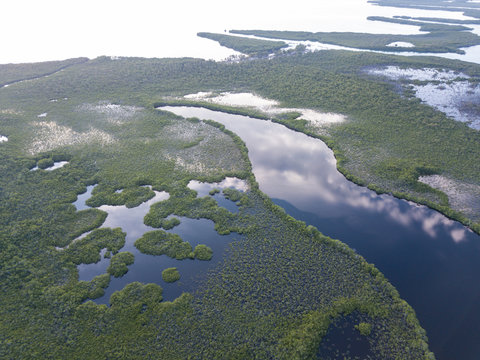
[{"x1": 316, "y1": 314, "x2": 374, "y2": 360}]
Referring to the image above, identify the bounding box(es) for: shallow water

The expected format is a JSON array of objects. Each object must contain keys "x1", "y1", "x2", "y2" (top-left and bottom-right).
[
  {"x1": 74, "y1": 184, "x2": 241, "y2": 303},
  {"x1": 31, "y1": 161, "x2": 69, "y2": 172},
  {"x1": 317, "y1": 314, "x2": 374, "y2": 360},
  {"x1": 413, "y1": 81, "x2": 480, "y2": 129},
  {"x1": 368, "y1": 67, "x2": 480, "y2": 129},
  {"x1": 160, "y1": 105, "x2": 480, "y2": 360},
  {"x1": 368, "y1": 66, "x2": 469, "y2": 81},
  {"x1": 188, "y1": 177, "x2": 248, "y2": 213},
  {"x1": 386, "y1": 41, "x2": 415, "y2": 47},
  {"x1": 184, "y1": 91, "x2": 347, "y2": 125},
  {"x1": 80, "y1": 216, "x2": 239, "y2": 303},
  {"x1": 239, "y1": 32, "x2": 480, "y2": 64}
]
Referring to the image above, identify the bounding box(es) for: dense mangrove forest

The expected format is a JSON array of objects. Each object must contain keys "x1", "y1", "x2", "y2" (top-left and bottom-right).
[{"x1": 2, "y1": 0, "x2": 480, "y2": 356}]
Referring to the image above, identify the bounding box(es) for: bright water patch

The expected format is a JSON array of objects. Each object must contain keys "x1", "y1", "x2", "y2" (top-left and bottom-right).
[
  {"x1": 412, "y1": 81, "x2": 480, "y2": 129},
  {"x1": 386, "y1": 41, "x2": 415, "y2": 47},
  {"x1": 74, "y1": 184, "x2": 96, "y2": 210},
  {"x1": 31, "y1": 161, "x2": 69, "y2": 171},
  {"x1": 182, "y1": 92, "x2": 347, "y2": 127},
  {"x1": 46, "y1": 161, "x2": 68, "y2": 171},
  {"x1": 188, "y1": 177, "x2": 248, "y2": 213},
  {"x1": 368, "y1": 66, "x2": 469, "y2": 81},
  {"x1": 368, "y1": 67, "x2": 480, "y2": 129},
  {"x1": 159, "y1": 105, "x2": 480, "y2": 359},
  {"x1": 188, "y1": 177, "x2": 248, "y2": 196}
]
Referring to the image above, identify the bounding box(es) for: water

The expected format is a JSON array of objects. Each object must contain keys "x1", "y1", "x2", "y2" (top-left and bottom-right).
[
  {"x1": 317, "y1": 314, "x2": 374, "y2": 360},
  {"x1": 80, "y1": 217, "x2": 239, "y2": 303},
  {"x1": 159, "y1": 106, "x2": 480, "y2": 360},
  {"x1": 30, "y1": 161, "x2": 69, "y2": 172},
  {"x1": 238, "y1": 32, "x2": 480, "y2": 64},
  {"x1": 73, "y1": 184, "x2": 95, "y2": 210},
  {"x1": 367, "y1": 67, "x2": 480, "y2": 130},
  {"x1": 187, "y1": 177, "x2": 248, "y2": 214},
  {"x1": 0, "y1": 0, "x2": 475, "y2": 64},
  {"x1": 73, "y1": 184, "x2": 241, "y2": 303}
]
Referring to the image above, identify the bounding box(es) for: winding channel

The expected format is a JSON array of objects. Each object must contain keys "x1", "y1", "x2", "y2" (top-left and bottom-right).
[{"x1": 160, "y1": 105, "x2": 480, "y2": 360}]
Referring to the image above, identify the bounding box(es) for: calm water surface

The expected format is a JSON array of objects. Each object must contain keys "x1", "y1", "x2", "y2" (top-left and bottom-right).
[
  {"x1": 160, "y1": 106, "x2": 480, "y2": 360},
  {"x1": 74, "y1": 183, "x2": 243, "y2": 303},
  {"x1": 1, "y1": 0, "x2": 476, "y2": 63}
]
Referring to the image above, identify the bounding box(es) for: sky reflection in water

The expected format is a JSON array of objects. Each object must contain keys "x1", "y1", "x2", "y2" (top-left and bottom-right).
[
  {"x1": 74, "y1": 184, "x2": 241, "y2": 303},
  {"x1": 160, "y1": 106, "x2": 480, "y2": 359}
]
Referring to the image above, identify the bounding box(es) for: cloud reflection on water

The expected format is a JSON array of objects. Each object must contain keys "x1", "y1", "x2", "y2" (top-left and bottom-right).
[{"x1": 160, "y1": 106, "x2": 473, "y2": 245}]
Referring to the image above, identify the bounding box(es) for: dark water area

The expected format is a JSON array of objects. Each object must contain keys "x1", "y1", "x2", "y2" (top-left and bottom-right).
[
  {"x1": 316, "y1": 314, "x2": 373, "y2": 360},
  {"x1": 159, "y1": 106, "x2": 480, "y2": 360},
  {"x1": 73, "y1": 184, "x2": 242, "y2": 304}
]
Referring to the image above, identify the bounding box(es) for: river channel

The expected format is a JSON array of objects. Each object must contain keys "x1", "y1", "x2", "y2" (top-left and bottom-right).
[{"x1": 159, "y1": 106, "x2": 480, "y2": 360}]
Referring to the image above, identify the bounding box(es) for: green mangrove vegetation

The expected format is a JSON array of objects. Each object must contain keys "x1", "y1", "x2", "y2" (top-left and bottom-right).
[
  {"x1": 162, "y1": 267, "x2": 181, "y2": 283},
  {"x1": 135, "y1": 230, "x2": 195, "y2": 259},
  {"x1": 0, "y1": 57, "x2": 88, "y2": 88},
  {"x1": 107, "y1": 252, "x2": 135, "y2": 278},
  {"x1": 197, "y1": 32, "x2": 288, "y2": 57},
  {"x1": 394, "y1": 15, "x2": 480, "y2": 25},
  {"x1": 367, "y1": 16, "x2": 473, "y2": 32},
  {"x1": 86, "y1": 185, "x2": 155, "y2": 209},
  {"x1": 1, "y1": 48, "x2": 467, "y2": 358},
  {"x1": 209, "y1": 188, "x2": 220, "y2": 195},
  {"x1": 222, "y1": 187, "x2": 244, "y2": 202},
  {"x1": 153, "y1": 48, "x2": 480, "y2": 233},
  {"x1": 37, "y1": 157, "x2": 54, "y2": 169},
  {"x1": 144, "y1": 188, "x2": 246, "y2": 235},
  {"x1": 193, "y1": 244, "x2": 213, "y2": 261},
  {"x1": 65, "y1": 228, "x2": 126, "y2": 265},
  {"x1": 370, "y1": 0, "x2": 480, "y2": 20},
  {"x1": 229, "y1": 28, "x2": 480, "y2": 54},
  {"x1": 135, "y1": 230, "x2": 214, "y2": 261},
  {"x1": 356, "y1": 322, "x2": 373, "y2": 336}
]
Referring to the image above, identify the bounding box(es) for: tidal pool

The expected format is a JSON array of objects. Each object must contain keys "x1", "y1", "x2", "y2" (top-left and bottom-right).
[
  {"x1": 160, "y1": 105, "x2": 480, "y2": 360},
  {"x1": 74, "y1": 184, "x2": 241, "y2": 303},
  {"x1": 31, "y1": 161, "x2": 69, "y2": 171}
]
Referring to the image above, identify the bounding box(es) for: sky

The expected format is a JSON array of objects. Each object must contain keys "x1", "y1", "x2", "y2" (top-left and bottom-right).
[{"x1": 0, "y1": 0, "x2": 473, "y2": 64}]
